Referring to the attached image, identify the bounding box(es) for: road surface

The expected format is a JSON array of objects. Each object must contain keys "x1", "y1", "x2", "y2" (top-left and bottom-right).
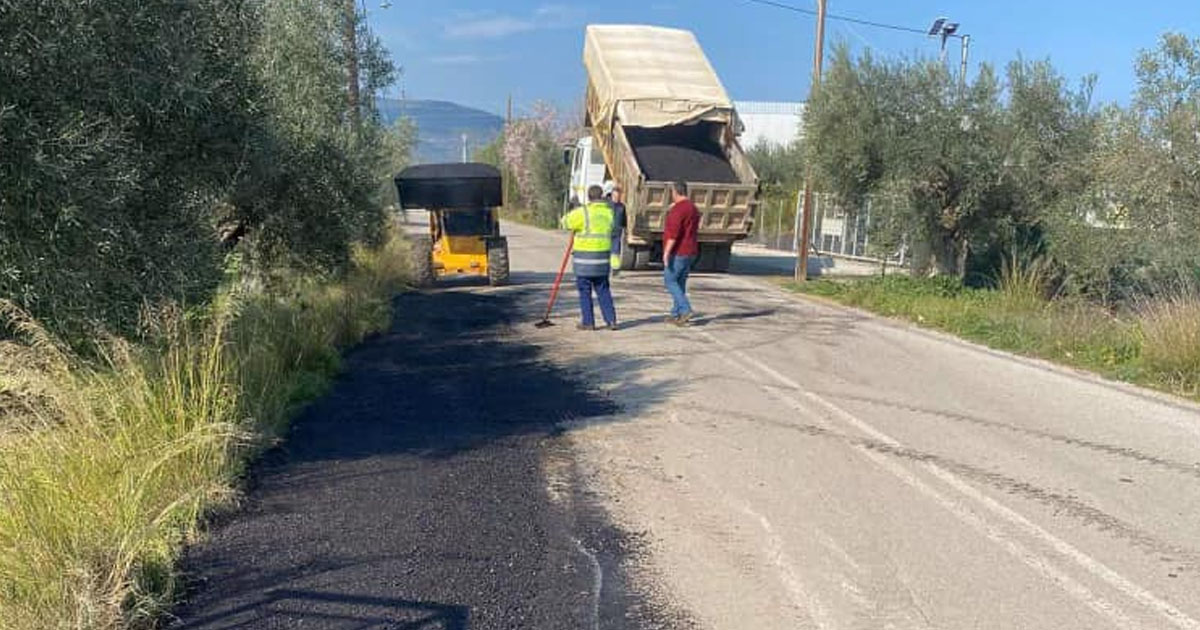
[{"x1": 175, "y1": 214, "x2": 1200, "y2": 629}]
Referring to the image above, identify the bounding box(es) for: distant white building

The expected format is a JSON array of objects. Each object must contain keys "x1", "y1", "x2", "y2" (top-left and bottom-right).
[{"x1": 735, "y1": 101, "x2": 805, "y2": 149}]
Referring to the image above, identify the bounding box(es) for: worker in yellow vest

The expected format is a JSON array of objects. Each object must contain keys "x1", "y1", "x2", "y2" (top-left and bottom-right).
[{"x1": 560, "y1": 185, "x2": 618, "y2": 331}]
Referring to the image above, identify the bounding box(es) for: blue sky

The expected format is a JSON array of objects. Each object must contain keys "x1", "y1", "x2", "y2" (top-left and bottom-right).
[{"x1": 367, "y1": 1, "x2": 1198, "y2": 115}]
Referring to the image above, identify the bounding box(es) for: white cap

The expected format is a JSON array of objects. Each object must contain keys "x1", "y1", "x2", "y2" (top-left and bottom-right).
[{"x1": 602, "y1": 180, "x2": 615, "y2": 196}]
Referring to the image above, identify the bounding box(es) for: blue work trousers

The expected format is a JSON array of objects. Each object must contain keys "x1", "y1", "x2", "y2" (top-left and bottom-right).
[
  {"x1": 663, "y1": 255, "x2": 693, "y2": 317},
  {"x1": 576, "y1": 275, "x2": 617, "y2": 327}
]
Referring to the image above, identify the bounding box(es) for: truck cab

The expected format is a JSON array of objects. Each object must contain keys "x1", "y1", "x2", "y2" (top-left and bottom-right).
[{"x1": 565, "y1": 136, "x2": 608, "y2": 210}]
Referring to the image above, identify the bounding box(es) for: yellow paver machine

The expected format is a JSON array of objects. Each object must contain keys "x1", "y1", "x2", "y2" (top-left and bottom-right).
[{"x1": 394, "y1": 163, "x2": 510, "y2": 287}]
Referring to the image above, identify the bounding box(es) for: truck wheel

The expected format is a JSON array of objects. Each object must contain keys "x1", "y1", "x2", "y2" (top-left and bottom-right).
[
  {"x1": 634, "y1": 247, "x2": 652, "y2": 270},
  {"x1": 411, "y1": 235, "x2": 435, "y2": 287},
  {"x1": 487, "y1": 237, "x2": 510, "y2": 286},
  {"x1": 694, "y1": 244, "x2": 718, "y2": 272},
  {"x1": 619, "y1": 241, "x2": 637, "y2": 271},
  {"x1": 713, "y1": 243, "x2": 732, "y2": 272}
]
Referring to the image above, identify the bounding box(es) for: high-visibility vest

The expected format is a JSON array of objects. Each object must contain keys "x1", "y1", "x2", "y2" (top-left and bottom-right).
[{"x1": 561, "y1": 201, "x2": 613, "y2": 277}]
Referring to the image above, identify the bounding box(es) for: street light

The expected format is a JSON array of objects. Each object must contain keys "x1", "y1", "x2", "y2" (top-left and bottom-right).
[
  {"x1": 928, "y1": 17, "x2": 970, "y2": 89},
  {"x1": 928, "y1": 17, "x2": 959, "y2": 64}
]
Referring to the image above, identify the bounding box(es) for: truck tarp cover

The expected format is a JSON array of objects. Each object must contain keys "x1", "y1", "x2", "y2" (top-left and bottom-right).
[
  {"x1": 394, "y1": 163, "x2": 503, "y2": 209},
  {"x1": 584, "y1": 24, "x2": 736, "y2": 130}
]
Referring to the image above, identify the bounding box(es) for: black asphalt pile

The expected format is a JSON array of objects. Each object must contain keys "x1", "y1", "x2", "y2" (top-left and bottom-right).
[
  {"x1": 626, "y1": 124, "x2": 740, "y2": 184},
  {"x1": 170, "y1": 290, "x2": 671, "y2": 630}
]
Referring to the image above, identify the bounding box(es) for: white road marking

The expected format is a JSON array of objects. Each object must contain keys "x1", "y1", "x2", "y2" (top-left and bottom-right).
[
  {"x1": 736, "y1": 500, "x2": 838, "y2": 630},
  {"x1": 671, "y1": 410, "x2": 837, "y2": 630},
  {"x1": 707, "y1": 331, "x2": 1200, "y2": 630}
]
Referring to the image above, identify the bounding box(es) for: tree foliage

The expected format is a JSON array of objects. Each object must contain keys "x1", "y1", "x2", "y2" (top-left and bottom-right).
[
  {"x1": 0, "y1": 0, "x2": 411, "y2": 344},
  {"x1": 805, "y1": 34, "x2": 1200, "y2": 299},
  {"x1": 806, "y1": 45, "x2": 1097, "y2": 279}
]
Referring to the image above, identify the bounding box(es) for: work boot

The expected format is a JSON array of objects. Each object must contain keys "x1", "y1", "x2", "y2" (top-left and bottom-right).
[{"x1": 674, "y1": 311, "x2": 694, "y2": 327}]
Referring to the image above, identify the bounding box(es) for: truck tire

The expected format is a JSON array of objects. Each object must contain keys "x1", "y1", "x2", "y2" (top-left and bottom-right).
[
  {"x1": 411, "y1": 235, "x2": 435, "y2": 287},
  {"x1": 693, "y1": 244, "x2": 718, "y2": 272},
  {"x1": 634, "y1": 247, "x2": 652, "y2": 270},
  {"x1": 487, "y1": 238, "x2": 510, "y2": 286},
  {"x1": 619, "y1": 240, "x2": 637, "y2": 271},
  {"x1": 713, "y1": 243, "x2": 732, "y2": 272}
]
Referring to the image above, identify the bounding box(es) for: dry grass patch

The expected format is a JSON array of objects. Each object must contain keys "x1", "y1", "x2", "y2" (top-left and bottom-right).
[{"x1": 0, "y1": 228, "x2": 411, "y2": 630}]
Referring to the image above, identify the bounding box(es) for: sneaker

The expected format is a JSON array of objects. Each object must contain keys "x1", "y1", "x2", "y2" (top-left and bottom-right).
[
  {"x1": 576, "y1": 323, "x2": 595, "y2": 331},
  {"x1": 674, "y1": 311, "x2": 694, "y2": 326}
]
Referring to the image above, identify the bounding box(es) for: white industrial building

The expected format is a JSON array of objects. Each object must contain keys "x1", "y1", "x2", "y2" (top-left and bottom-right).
[{"x1": 734, "y1": 101, "x2": 805, "y2": 149}]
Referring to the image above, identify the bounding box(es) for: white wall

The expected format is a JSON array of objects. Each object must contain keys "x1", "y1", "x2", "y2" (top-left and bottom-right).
[{"x1": 735, "y1": 101, "x2": 805, "y2": 149}]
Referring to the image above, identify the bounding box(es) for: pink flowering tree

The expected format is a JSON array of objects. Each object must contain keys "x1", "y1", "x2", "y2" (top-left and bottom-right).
[{"x1": 500, "y1": 102, "x2": 580, "y2": 226}]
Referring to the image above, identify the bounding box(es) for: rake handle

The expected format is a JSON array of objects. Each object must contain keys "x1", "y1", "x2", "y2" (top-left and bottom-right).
[{"x1": 542, "y1": 237, "x2": 574, "y2": 321}]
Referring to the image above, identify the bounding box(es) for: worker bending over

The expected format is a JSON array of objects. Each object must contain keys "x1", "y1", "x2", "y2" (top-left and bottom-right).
[{"x1": 561, "y1": 185, "x2": 618, "y2": 331}]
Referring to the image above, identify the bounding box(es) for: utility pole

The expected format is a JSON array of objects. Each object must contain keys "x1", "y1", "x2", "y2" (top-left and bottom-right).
[
  {"x1": 344, "y1": 0, "x2": 361, "y2": 129},
  {"x1": 461, "y1": 134, "x2": 469, "y2": 163},
  {"x1": 504, "y1": 94, "x2": 513, "y2": 208},
  {"x1": 795, "y1": 0, "x2": 827, "y2": 282},
  {"x1": 959, "y1": 34, "x2": 971, "y2": 91}
]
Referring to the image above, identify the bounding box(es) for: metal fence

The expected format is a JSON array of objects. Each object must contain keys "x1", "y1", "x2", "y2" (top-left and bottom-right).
[{"x1": 746, "y1": 191, "x2": 908, "y2": 267}]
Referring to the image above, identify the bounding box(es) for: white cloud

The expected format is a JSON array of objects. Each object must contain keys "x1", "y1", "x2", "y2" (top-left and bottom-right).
[
  {"x1": 445, "y1": 16, "x2": 535, "y2": 39},
  {"x1": 429, "y1": 54, "x2": 511, "y2": 66},
  {"x1": 444, "y1": 4, "x2": 582, "y2": 40}
]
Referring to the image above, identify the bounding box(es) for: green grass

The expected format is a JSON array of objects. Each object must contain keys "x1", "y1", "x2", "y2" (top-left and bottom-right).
[
  {"x1": 790, "y1": 275, "x2": 1200, "y2": 399},
  {"x1": 0, "y1": 228, "x2": 412, "y2": 630}
]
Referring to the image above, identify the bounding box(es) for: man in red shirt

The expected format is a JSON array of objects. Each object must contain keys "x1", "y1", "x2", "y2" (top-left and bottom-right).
[{"x1": 662, "y1": 181, "x2": 700, "y2": 325}]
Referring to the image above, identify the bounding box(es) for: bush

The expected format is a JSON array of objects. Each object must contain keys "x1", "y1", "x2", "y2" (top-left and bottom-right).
[{"x1": 0, "y1": 229, "x2": 411, "y2": 630}]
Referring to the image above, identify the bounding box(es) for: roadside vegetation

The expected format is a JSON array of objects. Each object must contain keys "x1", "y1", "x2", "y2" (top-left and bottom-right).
[
  {"x1": 786, "y1": 32, "x2": 1200, "y2": 398},
  {"x1": 0, "y1": 1, "x2": 412, "y2": 628},
  {"x1": 475, "y1": 103, "x2": 578, "y2": 228},
  {"x1": 793, "y1": 273, "x2": 1200, "y2": 399}
]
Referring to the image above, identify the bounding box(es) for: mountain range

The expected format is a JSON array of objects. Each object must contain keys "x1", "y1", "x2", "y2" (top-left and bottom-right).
[{"x1": 378, "y1": 98, "x2": 504, "y2": 164}]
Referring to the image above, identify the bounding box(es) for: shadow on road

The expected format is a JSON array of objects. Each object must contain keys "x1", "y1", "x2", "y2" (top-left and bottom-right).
[
  {"x1": 728, "y1": 252, "x2": 832, "y2": 277},
  {"x1": 171, "y1": 289, "x2": 678, "y2": 630}
]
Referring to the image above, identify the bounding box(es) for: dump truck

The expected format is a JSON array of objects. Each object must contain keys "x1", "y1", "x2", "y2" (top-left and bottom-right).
[
  {"x1": 394, "y1": 163, "x2": 510, "y2": 287},
  {"x1": 570, "y1": 24, "x2": 759, "y2": 272}
]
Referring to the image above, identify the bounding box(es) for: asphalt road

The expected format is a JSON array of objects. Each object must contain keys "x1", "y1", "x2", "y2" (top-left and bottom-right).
[
  {"x1": 175, "y1": 213, "x2": 1200, "y2": 629},
  {"x1": 171, "y1": 282, "x2": 682, "y2": 629}
]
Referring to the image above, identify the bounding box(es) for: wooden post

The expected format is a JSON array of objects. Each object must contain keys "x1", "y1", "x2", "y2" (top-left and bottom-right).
[{"x1": 795, "y1": 0, "x2": 827, "y2": 281}]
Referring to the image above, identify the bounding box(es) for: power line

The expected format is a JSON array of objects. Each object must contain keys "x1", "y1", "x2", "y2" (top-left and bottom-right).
[{"x1": 742, "y1": 0, "x2": 953, "y2": 37}]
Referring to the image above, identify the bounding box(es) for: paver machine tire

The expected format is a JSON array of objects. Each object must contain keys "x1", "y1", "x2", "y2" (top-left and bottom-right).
[
  {"x1": 411, "y1": 235, "x2": 435, "y2": 287},
  {"x1": 487, "y1": 237, "x2": 510, "y2": 286}
]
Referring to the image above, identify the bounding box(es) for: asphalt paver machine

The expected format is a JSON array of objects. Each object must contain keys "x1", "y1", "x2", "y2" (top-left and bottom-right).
[{"x1": 394, "y1": 163, "x2": 510, "y2": 287}]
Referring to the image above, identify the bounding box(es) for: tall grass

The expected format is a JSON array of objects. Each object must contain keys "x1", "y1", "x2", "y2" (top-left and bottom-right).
[
  {"x1": 996, "y1": 252, "x2": 1055, "y2": 309},
  {"x1": 1138, "y1": 290, "x2": 1200, "y2": 394},
  {"x1": 0, "y1": 228, "x2": 411, "y2": 629}
]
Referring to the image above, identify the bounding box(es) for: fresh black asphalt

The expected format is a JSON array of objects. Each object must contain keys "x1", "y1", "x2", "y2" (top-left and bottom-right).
[{"x1": 170, "y1": 289, "x2": 680, "y2": 630}]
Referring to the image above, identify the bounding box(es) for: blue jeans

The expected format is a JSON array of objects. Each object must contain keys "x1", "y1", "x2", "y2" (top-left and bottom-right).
[
  {"x1": 576, "y1": 275, "x2": 617, "y2": 327},
  {"x1": 664, "y1": 255, "x2": 693, "y2": 317}
]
